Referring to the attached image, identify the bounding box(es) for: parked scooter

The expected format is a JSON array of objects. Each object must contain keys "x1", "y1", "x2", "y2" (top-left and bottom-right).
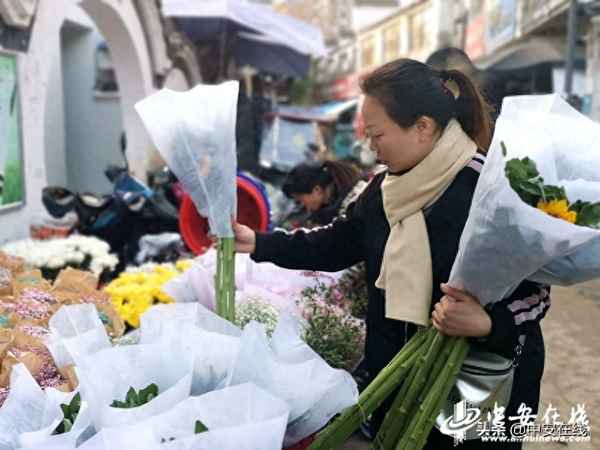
[{"x1": 42, "y1": 141, "x2": 181, "y2": 272}]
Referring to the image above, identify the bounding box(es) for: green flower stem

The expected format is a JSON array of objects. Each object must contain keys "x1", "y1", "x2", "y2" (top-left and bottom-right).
[
  {"x1": 226, "y1": 237, "x2": 236, "y2": 321},
  {"x1": 374, "y1": 329, "x2": 451, "y2": 449},
  {"x1": 372, "y1": 355, "x2": 419, "y2": 450},
  {"x1": 415, "y1": 338, "x2": 469, "y2": 450},
  {"x1": 215, "y1": 239, "x2": 223, "y2": 317},
  {"x1": 308, "y1": 329, "x2": 428, "y2": 450},
  {"x1": 417, "y1": 335, "x2": 457, "y2": 404},
  {"x1": 216, "y1": 237, "x2": 236, "y2": 321},
  {"x1": 376, "y1": 329, "x2": 444, "y2": 449},
  {"x1": 373, "y1": 329, "x2": 435, "y2": 448},
  {"x1": 397, "y1": 337, "x2": 469, "y2": 450}
]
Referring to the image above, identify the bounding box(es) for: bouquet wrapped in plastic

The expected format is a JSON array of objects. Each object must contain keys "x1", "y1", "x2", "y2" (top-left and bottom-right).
[
  {"x1": 140, "y1": 303, "x2": 358, "y2": 446},
  {"x1": 0, "y1": 364, "x2": 90, "y2": 450},
  {"x1": 0, "y1": 300, "x2": 357, "y2": 449},
  {"x1": 140, "y1": 304, "x2": 240, "y2": 396},
  {"x1": 75, "y1": 342, "x2": 194, "y2": 430},
  {"x1": 449, "y1": 94, "x2": 600, "y2": 301},
  {"x1": 46, "y1": 304, "x2": 111, "y2": 369},
  {"x1": 136, "y1": 82, "x2": 239, "y2": 321},
  {"x1": 76, "y1": 383, "x2": 289, "y2": 450},
  {"x1": 226, "y1": 315, "x2": 358, "y2": 447}
]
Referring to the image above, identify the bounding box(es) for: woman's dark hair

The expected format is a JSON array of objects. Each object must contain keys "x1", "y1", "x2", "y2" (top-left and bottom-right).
[
  {"x1": 360, "y1": 58, "x2": 493, "y2": 150},
  {"x1": 425, "y1": 47, "x2": 476, "y2": 74},
  {"x1": 282, "y1": 160, "x2": 360, "y2": 198}
]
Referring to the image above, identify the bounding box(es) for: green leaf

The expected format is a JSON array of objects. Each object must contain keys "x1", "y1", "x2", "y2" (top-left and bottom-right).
[
  {"x1": 60, "y1": 403, "x2": 71, "y2": 419},
  {"x1": 505, "y1": 157, "x2": 540, "y2": 182},
  {"x1": 541, "y1": 185, "x2": 568, "y2": 202},
  {"x1": 53, "y1": 394, "x2": 82, "y2": 435},
  {"x1": 195, "y1": 420, "x2": 209, "y2": 434},
  {"x1": 70, "y1": 393, "x2": 81, "y2": 415},
  {"x1": 575, "y1": 202, "x2": 600, "y2": 227},
  {"x1": 518, "y1": 181, "x2": 545, "y2": 196},
  {"x1": 111, "y1": 384, "x2": 159, "y2": 409},
  {"x1": 126, "y1": 387, "x2": 138, "y2": 406},
  {"x1": 139, "y1": 383, "x2": 159, "y2": 403},
  {"x1": 63, "y1": 419, "x2": 73, "y2": 433}
]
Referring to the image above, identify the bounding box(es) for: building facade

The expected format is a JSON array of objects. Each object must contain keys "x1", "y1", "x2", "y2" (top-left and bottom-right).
[
  {"x1": 313, "y1": 0, "x2": 457, "y2": 100},
  {"x1": 0, "y1": 0, "x2": 200, "y2": 243},
  {"x1": 274, "y1": 0, "x2": 355, "y2": 45}
]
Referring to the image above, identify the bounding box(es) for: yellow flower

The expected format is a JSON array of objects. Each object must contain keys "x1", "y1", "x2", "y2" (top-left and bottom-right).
[
  {"x1": 176, "y1": 259, "x2": 193, "y2": 272},
  {"x1": 104, "y1": 264, "x2": 183, "y2": 327},
  {"x1": 537, "y1": 199, "x2": 577, "y2": 224}
]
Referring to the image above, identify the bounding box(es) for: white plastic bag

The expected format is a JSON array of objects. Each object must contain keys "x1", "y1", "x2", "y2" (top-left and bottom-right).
[
  {"x1": 162, "y1": 254, "x2": 316, "y2": 317},
  {"x1": 449, "y1": 94, "x2": 600, "y2": 304},
  {"x1": 140, "y1": 304, "x2": 240, "y2": 395},
  {"x1": 17, "y1": 388, "x2": 92, "y2": 450},
  {"x1": 0, "y1": 364, "x2": 91, "y2": 450},
  {"x1": 0, "y1": 365, "x2": 49, "y2": 450},
  {"x1": 187, "y1": 250, "x2": 341, "y2": 316},
  {"x1": 75, "y1": 342, "x2": 193, "y2": 430},
  {"x1": 135, "y1": 82, "x2": 239, "y2": 238},
  {"x1": 226, "y1": 315, "x2": 358, "y2": 446},
  {"x1": 140, "y1": 303, "x2": 241, "y2": 339},
  {"x1": 162, "y1": 263, "x2": 215, "y2": 309},
  {"x1": 46, "y1": 304, "x2": 111, "y2": 369},
  {"x1": 77, "y1": 383, "x2": 289, "y2": 450}
]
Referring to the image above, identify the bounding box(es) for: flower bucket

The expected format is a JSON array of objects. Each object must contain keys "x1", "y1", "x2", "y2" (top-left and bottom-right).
[{"x1": 179, "y1": 175, "x2": 270, "y2": 255}]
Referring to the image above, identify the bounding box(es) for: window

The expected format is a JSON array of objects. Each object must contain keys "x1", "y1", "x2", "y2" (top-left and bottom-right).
[
  {"x1": 383, "y1": 25, "x2": 400, "y2": 62},
  {"x1": 408, "y1": 11, "x2": 427, "y2": 52},
  {"x1": 361, "y1": 36, "x2": 375, "y2": 68},
  {"x1": 94, "y1": 43, "x2": 119, "y2": 93}
]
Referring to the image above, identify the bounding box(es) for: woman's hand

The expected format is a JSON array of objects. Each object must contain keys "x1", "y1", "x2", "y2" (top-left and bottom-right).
[
  {"x1": 233, "y1": 221, "x2": 256, "y2": 254},
  {"x1": 432, "y1": 283, "x2": 492, "y2": 338}
]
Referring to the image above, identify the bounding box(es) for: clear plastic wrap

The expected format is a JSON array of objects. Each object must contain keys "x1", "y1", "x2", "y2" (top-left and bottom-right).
[
  {"x1": 76, "y1": 383, "x2": 289, "y2": 450},
  {"x1": 135, "y1": 82, "x2": 239, "y2": 237},
  {"x1": 449, "y1": 94, "x2": 600, "y2": 303},
  {"x1": 46, "y1": 304, "x2": 111, "y2": 369}
]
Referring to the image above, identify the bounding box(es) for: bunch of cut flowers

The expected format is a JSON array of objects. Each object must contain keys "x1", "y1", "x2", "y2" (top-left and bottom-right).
[
  {"x1": 1, "y1": 235, "x2": 118, "y2": 281},
  {"x1": 104, "y1": 261, "x2": 192, "y2": 328}
]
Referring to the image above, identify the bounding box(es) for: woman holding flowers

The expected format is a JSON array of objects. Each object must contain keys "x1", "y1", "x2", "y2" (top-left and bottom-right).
[{"x1": 234, "y1": 59, "x2": 549, "y2": 449}]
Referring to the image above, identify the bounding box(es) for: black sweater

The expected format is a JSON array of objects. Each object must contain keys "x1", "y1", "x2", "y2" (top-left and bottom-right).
[{"x1": 252, "y1": 164, "x2": 548, "y2": 441}]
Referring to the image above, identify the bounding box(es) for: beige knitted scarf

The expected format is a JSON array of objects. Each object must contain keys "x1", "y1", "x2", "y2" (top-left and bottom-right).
[{"x1": 375, "y1": 119, "x2": 477, "y2": 325}]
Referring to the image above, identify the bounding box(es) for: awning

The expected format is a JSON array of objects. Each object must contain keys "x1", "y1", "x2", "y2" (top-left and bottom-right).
[
  {"x1": 275, "y1": 99, "x2": 359, "y2": 123},
  {"x1": 162, "y1": 0, "x2": 326, "y2": 59},
  {"x1": 476, "y1": 37, "x2": 584, "y2": 71},
  {"x1": 233, "y1": 32, "x2": 310, "y2": 78}
]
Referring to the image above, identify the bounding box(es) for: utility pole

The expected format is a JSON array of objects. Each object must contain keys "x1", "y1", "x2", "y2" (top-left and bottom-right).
[
  {"x1": 590, "y1": 15, "x2": 600, "y2": 120},
  {"x1": 579, "y1": 0, "x2": 600, "y2": 119},
  {"x1": 564, "y1": 0, "x2": 579, "y2": 96}
]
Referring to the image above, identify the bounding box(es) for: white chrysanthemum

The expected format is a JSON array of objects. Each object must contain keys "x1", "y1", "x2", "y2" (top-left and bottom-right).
[
  {"x1": 46, "y1": 256, "x2": 66, "y2": 269},
  {"x1": 2, "y1": 235, "x2": 118, "y2": 274}
]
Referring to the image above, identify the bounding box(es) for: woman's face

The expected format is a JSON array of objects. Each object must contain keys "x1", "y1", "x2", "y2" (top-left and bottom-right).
[
  {"x1": 293, "y1": 186, "x2": 325, "y2": 212},
  {"x1": 361, "y1": 95, "x2": 437, "y2": 173}
]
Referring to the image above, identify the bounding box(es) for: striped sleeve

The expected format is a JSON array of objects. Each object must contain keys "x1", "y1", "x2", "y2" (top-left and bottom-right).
[
  {"x1": 466, "y1": 149, "x2": 486, "y2": 173},
  {"x1": 474, "y1": 281, "x2": 551, "y2": 359}
]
